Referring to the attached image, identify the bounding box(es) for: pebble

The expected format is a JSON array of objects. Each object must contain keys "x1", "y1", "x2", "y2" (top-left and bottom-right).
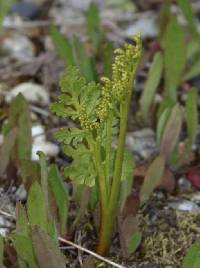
[
  {"x1": 32, "y1": 141, "x2": 59, "y2": 161},
  {"x1": 178, "y1": 177, "x2": 192, "y2": 192},
  {"x1": 2, "y1": 34, "x2": 34, "y2": 62},
  {"x1": 168, "y1": 199, "x2": 200, "y2": 212},
  {"x1": 6, "y1": 82, "x2": 50, "y2": 105},
  {"x1": 124, "y1": 14, "x2": 158, "y2": 39},
  {"x1": 31, "y1": 124, "x2": 59, "y2": 161},
  {"x1": 126, "y1": 128, "x2": 158, "y2": 161}
]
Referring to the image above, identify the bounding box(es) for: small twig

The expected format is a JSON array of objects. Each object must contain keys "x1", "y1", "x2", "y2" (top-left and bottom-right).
[
  {"x1": 0, "y1": 209, "x2": 16, "y2": 220},
  {"x1": 58, "y1": 237, "x2": 126, "y2": 268}
]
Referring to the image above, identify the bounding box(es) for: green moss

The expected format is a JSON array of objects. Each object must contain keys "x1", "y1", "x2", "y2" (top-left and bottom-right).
[{"x1": 139, "y1": 211, "x2": 200, "y2": 267}]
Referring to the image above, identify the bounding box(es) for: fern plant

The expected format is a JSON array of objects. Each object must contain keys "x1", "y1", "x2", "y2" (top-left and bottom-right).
[{"x1": 52, "y1": 35, "x2": 142, "y2": 255}]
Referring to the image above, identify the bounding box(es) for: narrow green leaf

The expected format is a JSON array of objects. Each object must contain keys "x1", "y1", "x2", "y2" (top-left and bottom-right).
[
  {"x1": 38, "y1": 151, "x2": 50, "y2": 220},
  {"x1": 184, "y1": 58, "x2": 200, "y2": 81},
  {"x1": 27, "y1": 181, "x2": 48, "y2": 232},
  {"x1": 32, "y1": 226, "x2": 66, "y2": 268},
  {"x1": 0, "y1": 235, "x2": 3, "y2": 268},
  {"x1": 50, "y1": 24, "x2": 74, "y2": 66},
  {"x1": 86, "y1": 2, "x2": 103, "y2": 51},
  {"x1": 0, "y1": 128, "x2": 17, "y2": 175},
  {"x1": 12, "y1": 234, "x2": 38, "y2": 268},
  {"x1": 186, "y1": 88, "x2": 198, "y2": 146},
  {"x1": 163, "y1": 15, "x2": 186, "y2": 100},
  {"x1": 156, "y1": 107, "x2": 171, "y2": 143},
  {"x1": 182, "y1": 238, "x2": 200, "y2": 268},
  {"x1": 140, "y1": 52, "x2": 163, "y2": 121},
  {"x1": 16, "y1": 203, "x2": 29, "y2": 237},
  {"x1": 71, "y1": 36, "x2": 96, "y2": 82},
  {"x1": 177, "y1": 0, "x2": 198, "y2": 36},
  {"x1": 102, "y1": 42, "x2": 113, "y2": 78},
  {"x1": 48, "y1": 164, "x2": 69, "y2": 235},
  {"x1": 128, "y1": 232, "x2": 142, "y2": 254},
  {"x1": 17, "y1": 106, "x2": 32, "y2": 161},
  {"x1": 20, "y1": 160, "x2": 40, "y2": 189},
  {"x1": 140, "y1": 156, "x2": 165, "y2": 204},
  {"x1": 160, "y1": 104, "x2": 183, "y2": 162}
]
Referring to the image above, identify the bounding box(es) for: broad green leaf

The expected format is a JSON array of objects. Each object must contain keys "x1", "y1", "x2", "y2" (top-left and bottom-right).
[
  {"x1": 163, "y1": 15, "x2": 186, "y2": 100},
  {"x1": 20, "y1": 160, "x2": 40, "y2": 189},
  {"x1": 0, "y1": 235, "x2": 3, "y2": 268},
  {"x1": 38, "y1": 152, "x2": 50, "y2": 219},
  {"x1": 27, "y1": 181, "x2": 48, "y2": 232},
  {"x1": 184, "y1": 58, "x2": 200, "y2": 81},
  {"x1": 140, "y1": 156, "x2": 165, "y2": 204},
  {"x1": 32, "y1": 226, "x2": 66, "y2": 268},
  {"x1": 50, "y1": 24, "x2": 74, "y2": 66},
  {"x1": 186, "y1": 88, "x2": 198, "y2": 146},
  {"x1": 7, "y1": 94, "x2": 28, "y2": 129},
  {"x1": 159, "y1": 0, "x2": 171, "y2": 40},
  {"x1": 140, "y1": 52, "x2": 163, "y2": 121},
  {"x1": 182, "y1": 238, "x2": 200, "y2": 268},
  {"x1": 177, "y1": 0, "x2": 198, "y2": 37},
  {"x1": 160, "y1": 104, "x2": 183, "y2": 162},
  {"x1": 17, "y1": 106, "x2": 32, "y2": 161},
  {"x1": 48, "y1": 164, "x2": 69, "y2": 235},
  {"x1": 0, "y1": 128, "x2": 17, "y2": 175},
  {"x1": 16, "y1": 203, "x2": 29, "y2": 237},
  {"x1": 128, "y1": 232, "x2": 142, "y2": 254},
  {"x1": 86, "y1": 2, "x2": 103, "y2": 51},
  {"x1": 12, "y1": 234, "x2": 38, "y2": 268}
]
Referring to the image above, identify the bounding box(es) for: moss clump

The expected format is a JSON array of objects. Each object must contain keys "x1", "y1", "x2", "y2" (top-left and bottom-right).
[{"x1": 139, "y1": 210, "x2": 200, "y2": 267}]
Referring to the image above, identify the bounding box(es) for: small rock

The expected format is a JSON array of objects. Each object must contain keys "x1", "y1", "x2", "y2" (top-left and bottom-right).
[
  {"x1": 11, "y1": 2, "x2": 41, "y2": 20},
  {"x1": 32, "y1": 125, "x2": 46, "y2": 143},
  {"x1": 2, "y1": 34, "x2": 34, "y2": 62},
  {"x1": 126, "y1": 128, "x2": 158, "y2": 160},
  {"x1": 6, "y1": 82, "x2": 49, "y2": 105},
  {"x1": 178, "y1": 177, "x2": 192, "y2": 192},
  {"x1": 124, "y1": 14, "x2": 158, "y2": 39},
  {"x1": 32, "y1": 141, "x2": 59, "y2": 161},
  {"x1": 168, "y1": 199, "x2": 200, "y2": 212},
  {"x1": 31, "y1": 125, "x2": 59, "y2": 161}
]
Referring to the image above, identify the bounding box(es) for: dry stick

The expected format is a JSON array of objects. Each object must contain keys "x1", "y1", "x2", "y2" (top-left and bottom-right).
[
  {"x1": 0, "y1": 209, "x2": 16, "y2": 220},
  {"x1": 58, "y1": 237, "x2": 126, "y2": 268},
  {"x1": 0, "y1": 209, "x2": 126, "y2": 268}
]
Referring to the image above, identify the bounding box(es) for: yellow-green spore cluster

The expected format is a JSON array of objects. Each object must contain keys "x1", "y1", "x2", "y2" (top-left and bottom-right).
[{"x1": 111, "y1": 34, "x2": 142, "y2": 101}]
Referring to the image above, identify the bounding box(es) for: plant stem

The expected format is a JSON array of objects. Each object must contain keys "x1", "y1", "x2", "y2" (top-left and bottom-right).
[
  {"x1": 105, "y1": 113, "x2": 113, "y2": 192},
  {"x1": 97, "y1": 91, "x2": 132, "y2": 255},
  {"x1": 94, "y1": 136, "x2": 108, "y2": 211}
]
